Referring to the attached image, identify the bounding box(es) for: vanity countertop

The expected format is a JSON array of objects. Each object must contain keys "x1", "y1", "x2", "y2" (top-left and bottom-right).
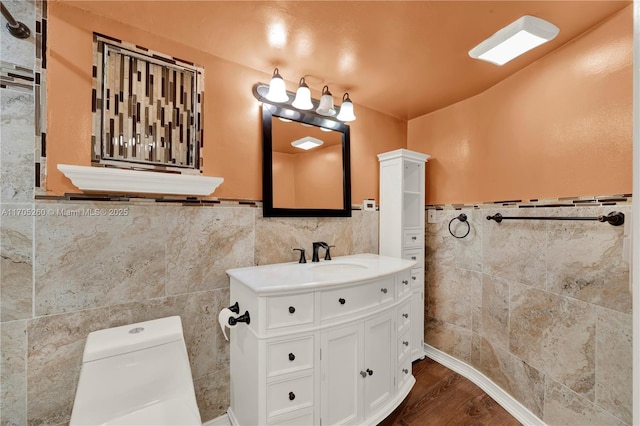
[{"x1": 226, "y1": 253, "x2": 416, "y2": 295}]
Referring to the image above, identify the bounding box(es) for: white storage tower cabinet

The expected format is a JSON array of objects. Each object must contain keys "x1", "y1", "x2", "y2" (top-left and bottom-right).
[{"x1": 378, "y1": 149, "x2": 430, "y2": 361}]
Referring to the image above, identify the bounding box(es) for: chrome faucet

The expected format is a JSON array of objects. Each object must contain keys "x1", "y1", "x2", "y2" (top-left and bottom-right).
[{"x1": 312, "y1": 242, "x2": 330, "y2": 262}]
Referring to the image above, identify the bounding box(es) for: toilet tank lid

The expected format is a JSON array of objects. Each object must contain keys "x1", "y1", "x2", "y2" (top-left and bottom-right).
[{"x1": 83, "y1": 316, "x2": 185, "y2": 362}]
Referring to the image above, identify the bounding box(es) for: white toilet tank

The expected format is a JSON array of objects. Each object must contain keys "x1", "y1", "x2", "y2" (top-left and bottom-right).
[{"x1": 71, "y1": 316, "x2": 202, "y2": 426}]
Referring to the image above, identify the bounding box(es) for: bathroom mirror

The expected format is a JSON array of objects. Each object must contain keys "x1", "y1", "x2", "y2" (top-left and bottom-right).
[{"x1": 262, "y1": 103, "x2": 351, "y2": 217}]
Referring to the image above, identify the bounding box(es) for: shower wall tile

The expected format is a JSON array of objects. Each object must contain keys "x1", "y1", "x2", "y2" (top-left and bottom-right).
[
  {"x1": 546, "y1": 206, "x2": 631, "y2": 314},
  {"x1": 194, "y1": 368, "x2": 230, "y2": 422},
  {"x1": 509, "y1": 283, "x2": 596, "y2": 400},
  {"x1": 27, "y1": 308, "x2": 110, "y2": 426},
  {"x1": 34, "y1": 203, "x2": 167, "y2": 315},
  {"x1": 425, "y1": 210, "x2": 455, "y2": 267},
  {"x1": 0, "y1": 1, "x2": 36, "y2": 68},
  {"x1": 1, "y1": 206, "x2": 33, "y2": 321},
  {"x1": 479, "y1": 337, "x2": 545, "y2": 419},
  {"x1": 483, "y1": 209, "x2": 547, "y2": 289},
  {"x1": 424, "y1": 317, "x2": 471, "y2": 363},
  {"x1": 1, "y1": 90, "x2": 35, "y2": 203},
  {"x1": 166, "y1": 207, "x2": 254, "y2": 294},
  {"x1": 481, "y1": 274, "x2": 510, "y2": 350},
  {"x1": 453, "y1": 209, "x2": 483, "y2": 272},
  {"x1": 595, "y1": 307, "x2": 632, "y2": 424},
  {"x1": 255, "y1": 213, "x2": 353, "y2": 265},
  {"x1": 1, "y1": 320, "x2": 27, "y2": 426},
  {"x1": 543, "y1": 379, "x2": 626, "y2": 426}
]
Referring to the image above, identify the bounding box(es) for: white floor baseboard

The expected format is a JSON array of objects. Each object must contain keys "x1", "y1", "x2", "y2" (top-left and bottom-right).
[
  {"x1": 202, "y1": 413, "x2": 231, "y2": 426},
  {"x1": 424, "y1": 344, "x2": 546, "y2": 426}
]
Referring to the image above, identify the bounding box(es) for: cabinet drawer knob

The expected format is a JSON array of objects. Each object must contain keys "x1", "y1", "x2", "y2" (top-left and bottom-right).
[
  {"x1": 403, "y1": 368, "x2": 409, "y2": 374},
  {"x1": 411, "y1": 236, "x2": 417, "y2": 240},
  {"x1": 289, "y1": 392, "x2": 295, "y2": 401},
  {"x1": 403, "y1": 341, "x2": 409, "y2": 346},
  {"x1": 338, "y1": 298, "x2": 346, "y2": 305},
  {"x1": 366, "y1": 368, "x2": 373, "y2": 376},
  {"x1": 402, "y1": 313, "x2": 409, "y2": 319},
  {"x1": 380, "y1": 288, "x2": 388, "y2": 294},
  {"x1": 411, "y1": 256, "x2": 417, "y2": 260},
  {"x1": 360, "y1": 370, "x2": 367, "y2": 378},
  {"x1": 412, "y1": 276, "x2": 416, "y2": 281},
  {"x1": 288, "y1": 353, "x2": 295, "y2": 361},
  {"x1": 402, "y1": 280, "x2": 408, "y2": 285},
  {"x1": 288, "y1": 306, "x2": 296, "y2": 314}
]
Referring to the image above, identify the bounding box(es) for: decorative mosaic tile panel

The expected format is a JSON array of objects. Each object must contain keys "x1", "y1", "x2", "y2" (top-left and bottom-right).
[{"x1": 92, "y1": 34, "x2": 203, "y2": 171}]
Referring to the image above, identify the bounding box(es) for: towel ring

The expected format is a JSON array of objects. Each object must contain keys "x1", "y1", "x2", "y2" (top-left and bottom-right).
[{"x1": 448, "y1": 213, "x2": 470, "y2": 239}]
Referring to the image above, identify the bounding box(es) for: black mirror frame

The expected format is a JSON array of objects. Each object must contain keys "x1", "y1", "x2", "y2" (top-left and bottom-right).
[{"x1": 262, "y1": 103, "x2": 352, "y2": 217}]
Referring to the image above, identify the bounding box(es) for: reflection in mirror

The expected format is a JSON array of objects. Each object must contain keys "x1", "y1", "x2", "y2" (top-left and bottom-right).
[{"x1": 262, "y1": 104, "x2": 351, "y2": 217}]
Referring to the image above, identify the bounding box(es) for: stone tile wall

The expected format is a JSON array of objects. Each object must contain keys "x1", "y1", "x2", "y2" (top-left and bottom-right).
[{"x1": 425, "y1": 205, "x2": 632, "y2": 425}]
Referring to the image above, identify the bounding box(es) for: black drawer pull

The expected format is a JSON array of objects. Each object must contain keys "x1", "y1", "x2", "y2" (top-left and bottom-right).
[
  {"x1": 289, "y1": 392, "x2": 295, "y2": 401},
  {"x1": 288, "y1": 306, "x2": 295, "y2": 314},
  {"x1": 411, "y1": 236, "x2": 417, "y2": 240},
  {"x1": 288, "y1": 353, "x2": 295, "y2": 361},
  {"x1": 403, "y1": 368, "x2": 409, "y2": 374},
  {"x1": 360, "y1": 370, "x2": 367, "y2": 378},
  {"x1": 381, "y1": 288, "x2": 388, "y2": 294},
  {"x1": 412, "y1": 276, "x2": 417, "y2": 280},
  {"x1": 402, "y1": 313, "x2": 409, "y2": 319},
  {"x1": 367, "y1": 368, "x2": 373, "y2": 376},
  {"x1": 403, "y1": 341, "x2": 409, "y2": 346},
  {"x1": 339, "y1": 298, "x2": 346, "y2": 305},
  {"x1": 402, "y1": 280, "x2": 408, "y2": 285},
  {"x1": 411, "y1": 256, "x2": 417, "y2": 260}
]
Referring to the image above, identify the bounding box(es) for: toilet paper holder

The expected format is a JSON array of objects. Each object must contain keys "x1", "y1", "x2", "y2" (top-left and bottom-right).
[
  {"x1": 229, "y1": 310, "x2": 251, "y2": 325},
  {"x1": 228, "y1": 302, "x2": 240, "y2": 314}
]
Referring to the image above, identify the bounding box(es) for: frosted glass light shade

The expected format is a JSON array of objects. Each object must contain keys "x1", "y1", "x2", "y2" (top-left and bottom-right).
[
  {"x1": 291, "y1": 136, "x2": 324, "y2": 150},
  {"x1": 316, "y1": 85, "x2": 336, "y2": 116},
  {"x1": 265, "y1": 68, "x2": 289, "y2": 103},
  {"x1": 468, "y1": 15, "x2": 559, "y2": 66},
  {"x1": 336, "y1": 93, "x2": 356, "y2": 122},
  {"x1": 292, "y1": 78, "x2": 313, "y2": 110}
]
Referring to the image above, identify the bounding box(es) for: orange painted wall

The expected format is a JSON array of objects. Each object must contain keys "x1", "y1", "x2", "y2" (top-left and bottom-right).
[
  {"x1": 46, "y1": 2, "x2": 406, "y2": 203},
  {"x1": 408, "y1": 6, "x2": 633, "y2": 205}
]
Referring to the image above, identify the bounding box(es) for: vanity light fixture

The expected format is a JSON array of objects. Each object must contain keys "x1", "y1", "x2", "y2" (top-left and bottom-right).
[
  {"x1": 468, "y1": 15, "x2": 559, "y2": 66},
  {"x1": 292, "y1": 77, "x2": 313, "y2": 110},
  {"x1": 336, "y1": 93, "x2": 356, "y2": 122},
  {"x1": 265, "y1": 68, "x2": 289, "y2": 102},
  {"x1": 291, "y1": 136, "x2": 324, "y2": 150},
  {"x1": 316, "y1": 86, "x2": 336, "y2": 116}
]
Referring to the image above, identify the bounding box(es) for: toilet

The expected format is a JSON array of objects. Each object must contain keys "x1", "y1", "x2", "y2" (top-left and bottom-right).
[{"x1": 71, "y1": 316, "x2": 202, "y2": 425}]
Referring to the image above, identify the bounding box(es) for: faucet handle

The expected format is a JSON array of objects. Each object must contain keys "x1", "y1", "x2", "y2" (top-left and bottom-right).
[
  {"x1": 293, "y1": 248, "x2": 306, "y2": 263},
  {"x1": 325, "y1": 245, "x2": 335, "y2": 261}
]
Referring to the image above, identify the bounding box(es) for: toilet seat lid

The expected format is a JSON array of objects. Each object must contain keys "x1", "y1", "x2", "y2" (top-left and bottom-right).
[{"x1": 103, "y1": 398, "x2": 201, "y2": 426}]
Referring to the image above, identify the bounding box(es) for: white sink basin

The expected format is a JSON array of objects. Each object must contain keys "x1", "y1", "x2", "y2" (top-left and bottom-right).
[{"x1": 308, "y1": 262, "x2": 368, "y2": 273}]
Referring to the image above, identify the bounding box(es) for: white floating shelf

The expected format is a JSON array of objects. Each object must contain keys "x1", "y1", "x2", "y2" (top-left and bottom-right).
[{"x1": 58, "y1": 164, "x2": 224, "y2": 196}]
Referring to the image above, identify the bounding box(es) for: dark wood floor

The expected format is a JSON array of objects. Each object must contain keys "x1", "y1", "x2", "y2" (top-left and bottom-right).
[{"x1": 380, "y1": 358, "x2": 522, "y2": 426}]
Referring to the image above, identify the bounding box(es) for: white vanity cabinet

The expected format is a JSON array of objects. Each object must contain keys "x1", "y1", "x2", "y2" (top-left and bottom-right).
[
  {"x1": 378, "y1": 149, "x2": 430, "y2": 362},
  {"x1": 226, "y1": 254, "x2": 416, "y2": 426}
]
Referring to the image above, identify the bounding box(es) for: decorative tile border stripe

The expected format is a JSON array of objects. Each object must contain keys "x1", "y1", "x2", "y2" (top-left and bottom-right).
[
  {"x1": 36, "y1": 0, "x2": 47, "y2": 192},
  {"x1": 426, "y1": 194, "x2": 632, "y2": 210},
  {"x1": 0, "y1": 61, "x2": 34, "y2": 92}
]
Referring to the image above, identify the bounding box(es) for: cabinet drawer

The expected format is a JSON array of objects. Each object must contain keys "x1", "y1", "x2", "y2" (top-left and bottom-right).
[
  {"x1": 410, "y1": 267, "x2": 424, "y2": 290},
  {"x1": 320, "y1": 278, "x2": 394, "y2": 321},
  {"x1": 267, "y1": 336, "x2": 314, "y2": 378},
  {"x1": 397, "y1": 269, "x2": 411, "y2": 298},
  {"x1": 402, "y1": 248, "x2": 422, "y2": 264},
  {"x1": 397, "y1": 356, "x2": 412, "y2": 390},
  {"x1": 397, "y1": 329, "x2": 411, "y2": 362},
  {"x1": 267, "y1": 374, "x2": 313, "y2": 419},
  {"x1": 403, "y1": 230, "x2": 422, "y2": 248},
  {"x1": 267, "y1": 293, "x2": 314, "y2": 330},
  {"x1": 267, "y1": 410, "x2": 314, "y2": 425},
  {"x1": 397, "y1": 299, "x2": 411, "y2": 335}
]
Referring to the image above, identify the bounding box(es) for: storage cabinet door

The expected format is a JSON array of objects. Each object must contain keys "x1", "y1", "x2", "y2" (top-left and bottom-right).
[
  {"x1": 320, "y1": 324, "x2": 363, "y2": 425},
  {"x1": 363, "y1": 311, "x2": 394, "y2": 418}
]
